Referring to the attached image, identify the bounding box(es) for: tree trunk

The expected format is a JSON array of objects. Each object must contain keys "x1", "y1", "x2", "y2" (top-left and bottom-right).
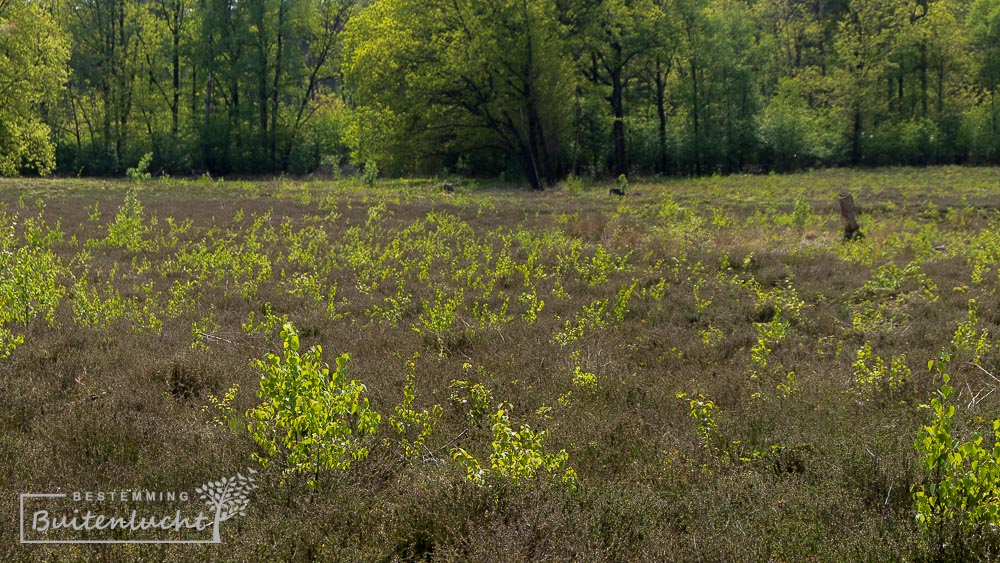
[
  {"x1": 255, "y1": 0, "x2": 269, "y2": 171},
  {"x1": 839, "y1": 192, "x2": 864, "y2": 241},
  {"x1": 521, "y1": 146, "x2": 543, "y2": 191},
  {"x1": 920, "y1": 44, "x2": 928, "y2": 117},
  {"x1": 851, "y1": 108, "x2": 862, "y2": 165},
  {"x1": 690, "y1": 55, "x2": 701, "y2": 174},
  {"x1": 655, "y1": 60, "x2": 669, "y2": 175},
  {"x1": 172, "y1": 25, "x2": 180, "y2": 137},
  {"x1": 610, "y1": 66, "x2": 627, "y2": 177},
  {"x1": 270, "y1": 0, "x2": 285, "y2": 169},
  {"x1": 571, "y1": 89, "x2": 581, "y2": 176}
]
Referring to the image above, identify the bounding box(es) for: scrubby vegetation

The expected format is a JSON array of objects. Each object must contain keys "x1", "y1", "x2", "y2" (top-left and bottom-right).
[{"x1": 4, "y1": 167, "x2": 1000, "y2": 560}]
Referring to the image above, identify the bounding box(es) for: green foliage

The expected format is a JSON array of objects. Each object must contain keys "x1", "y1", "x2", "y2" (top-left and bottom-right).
[
  {"x1": 776, "y1": 371, "x2": 797, "y2": 399},
  {"x1": 343, "y1": 0, "x2": 572, "y2": 188},
  {"x1": 98, "y1": 190, "x2": 152, "y2": 251},
  {"x1": 166, "y1": 279, "x2": 200, "y2": 319},
  {"x1": 571, "y1": 365, "x2": 600, "y2": 395},
  {"x1": 952, "y1": 299, "x2": 993, "y2": 363},
  {"x1": 693, "y1": 278, "x2": 713, "y2": 313},
  {"x1": 0, "y1": 212, "x2": 67, "y2": 357},
  {"x1": 451, "y1": 404, "x2": 576, "y2": 489},
  {"x1": 553, "y1": 298, "x2": 609, "y2": 346},
  {"x1": 70, "y1": 275, "x2": 126, "y2": 327},
  {"x1": 126, "y1": 152, "x2": 153, "y2": 182},
  {"x1": 286, "y1": 272, "x2": 326, "y2": 304},
  {"x1": 159, "y1": 231, "x2": 272, "y2": 300},
  {"x1": 913, "y1": 364, "x2": 1000, "y2": 555},
  {"x1": 204, "y1": 384, "x2": 241, "y2": 433},
  {"x1": 851, "y1": 342, "x2": 910, "y2": 397},
  {"x1": 449, "y1": 377, "x2": 493, "y2": 426},
  {"x1": 241, "y1": 303, "x2": 289, "y2": 338},
  {"x1": 852, "y1": 261, "x2": 938, "y2": 335},
  {"x1": 967, "y1": 229, "x2": 1000, "y2": 284},
  {"x1": 860, "y1": 261, "x2": 937, "y2": 301},
  {"x1": 676, "y1": 392, "x2": 720, "y2": 454},
  {"x1": 361, "y1": 161, "x2": 379, "y2": 187},
  {"x1": 563, "y1": 174, "x2": 584, "y2": 194},
  {"x1": 616, "y1": 174, "x2": 628, "y2": 194},
  {"x1": 412, "y1": 287, "x2": 465, "y2": 356},
  {"x1": 576, "y1": 245, "x2": 629, "y2": 286},
  {"x1": 518, "y1": 285, "x2": 545, "y2": 323},
  {"x1": 247, "y1": 323, "x2": 381, "y2": 486},
  {"x1": 4, "y1": 0, "x2": 997, "y2": 178},
  {"x1": 0, "y1": 0, "x2": 69, "y2": 176},
  {"x1": 189, "y1": 313, "x2": 219, "y2": 350},
  {"x1": 757, "y1": 78, "x2": 839, "y2": 170},
  {"x1": 612, "y1": 280, "x2": 638, "y2": 322},
  {"x1": 749, "y1": 312, "x2": 788, "y2": 387},
  {"x1": 745, "y1": 283, "x2": 804, "y2": 399},
  {"x1": 387, "y1": 354, "x2": 443, "y2": 461},
  {"x1": 699, "y1": 325, "x2": 723, "y2": 347},
  {"x1": 791, "y1": 194, "x2": 811, "y2": 230}
]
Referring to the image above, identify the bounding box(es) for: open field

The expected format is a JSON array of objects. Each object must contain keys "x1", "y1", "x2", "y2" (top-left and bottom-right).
[{"x1": 3, "y1": 167, "x2": 1000, "y2": 561}]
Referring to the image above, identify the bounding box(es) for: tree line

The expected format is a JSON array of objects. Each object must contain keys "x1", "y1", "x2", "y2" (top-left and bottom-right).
[{"x1": 3, "y1": 0, "x2": 1000, "y2": 188}]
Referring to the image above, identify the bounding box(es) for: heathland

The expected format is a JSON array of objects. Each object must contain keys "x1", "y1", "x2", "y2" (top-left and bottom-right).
[{"x1": 3, "y1": 167, "x2": 1000, "y2": 560}]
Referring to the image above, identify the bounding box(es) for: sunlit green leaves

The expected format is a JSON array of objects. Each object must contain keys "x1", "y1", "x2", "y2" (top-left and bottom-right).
[
  {"x1": 0, "y1": 0, "x2": 69, "y2": 176},
  {"x1": 247, "y1": 322, "x2": 381, "y2": 486}
]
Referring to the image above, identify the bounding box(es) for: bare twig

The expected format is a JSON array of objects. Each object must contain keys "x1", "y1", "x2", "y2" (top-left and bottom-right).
[
  {"x1": 436, "y1": 428, "x2": 469, "y2": 453},
  {"x1": 969, "y1": 388, "x2": 994, "y2": 410},
  {"x1": 198, "y1": 331, "x2": 235, "y2": 345},
  {"x1": 971, "y1": 362, "x2": 1000, "y2": 385}
]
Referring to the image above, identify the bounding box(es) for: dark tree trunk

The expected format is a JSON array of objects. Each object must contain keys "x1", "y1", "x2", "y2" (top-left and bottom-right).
[
  {"x1": 523, "y1": 155, "x2": 543, "y2": 191},
  {"x1": 839, "y1": 192, "x2": 864, "y2": 241},
  {"x1": 920, "y1": 44, "x2": 928, "y2": 117},
  {"x1": 254, "y1": 0, "x2": 269, "y2": 171},
  {"x1": 610, "y1": 66, "x2": 626, "y2": 177},
  {"x1": 655, "y1": 59, "x2": 669, "y2": 175},
  {"x1": 690, "y1": 55, "x2": 701, "y2": 174},
  {"x1": 172, "y1": 26, "x2": 180, "y2": 136},
  {"x1": 269, "y1": 0, "x2": 285, "y2": 168},
  {"x1": 571, "y1": 89, "x2": 581, "y2": 176}
]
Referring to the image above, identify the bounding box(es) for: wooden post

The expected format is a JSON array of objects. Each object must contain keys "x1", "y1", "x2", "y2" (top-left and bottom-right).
[{"x1": 839, "y1": 192, "x2": 864, "y2": 241}]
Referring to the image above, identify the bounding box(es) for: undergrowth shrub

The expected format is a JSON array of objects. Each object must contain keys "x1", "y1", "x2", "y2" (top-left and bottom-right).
[
  {"x1": 951, "y1": 299, "x2": 992, "y2": 364},
  {"x1": 851, "y1": 342, "x2": 910, "y2": 398},
  {"x1": 913, "y1": 355, "x2": 1000, "y2": 558},
  {"x1": 387, "y1": 354, "x2": 443, "y2": 461},
  {"x1": 247, "y1": 322, "x2": 381, "y2": 487},
  {"x1": 97, "y1": 189, "x2": 152, "y2": 250},
  {"x1": 451, "y1": 404, "x2": 577, "y2": 490},
  {"x1": 126, "y1": 152, "x2": 153, "y2": 182},
  {"x1": 0, "y1": 212, "x2": 66, "y2": 357}
]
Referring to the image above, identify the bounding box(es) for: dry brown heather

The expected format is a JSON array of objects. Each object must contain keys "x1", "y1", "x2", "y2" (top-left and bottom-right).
[{"x1": 2, "y1": 167, "x2": 999, "y2": 561}]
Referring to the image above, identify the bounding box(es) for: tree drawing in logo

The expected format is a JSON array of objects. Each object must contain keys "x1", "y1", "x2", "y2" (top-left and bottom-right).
[{"x1": 195, "y1": 468, "x2": 258, "y2": 543}]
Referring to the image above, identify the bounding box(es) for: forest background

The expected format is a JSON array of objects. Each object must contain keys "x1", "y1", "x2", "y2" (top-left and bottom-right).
[{"x1": 3, "y1": 0, "x2": 1000, "y2": 189}]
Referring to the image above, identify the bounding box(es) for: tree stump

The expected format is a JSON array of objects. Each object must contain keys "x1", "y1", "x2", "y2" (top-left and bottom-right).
[{"x1": 839, "y1": 192, "x2": 864, "y2": 241}]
